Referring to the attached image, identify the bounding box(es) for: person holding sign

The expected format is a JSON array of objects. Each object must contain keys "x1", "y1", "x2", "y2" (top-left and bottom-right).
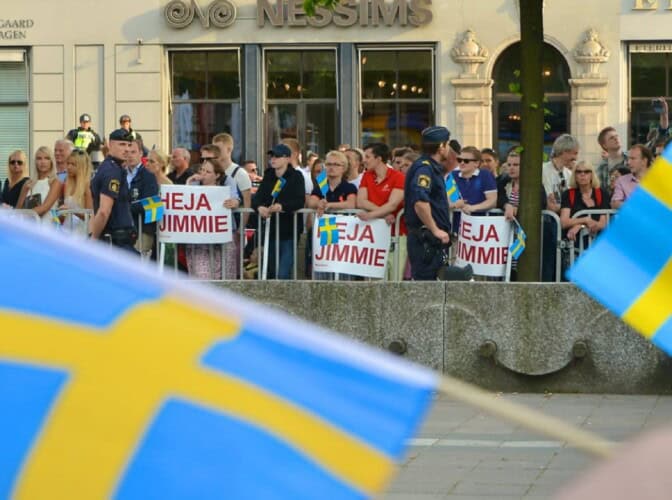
[
  {"x1": 404, "y1": 126, "x2": 453, "y2": 280},
  {"x1": 184, "y1": 157, "x2": 241, "y2": 280},
  {"x1": 252, "y1": 144, "x2": 306, "y2": 279}
]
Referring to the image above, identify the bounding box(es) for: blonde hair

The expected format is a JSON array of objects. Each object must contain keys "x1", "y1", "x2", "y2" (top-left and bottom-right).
[
  {"x1": 569, "y1": 160, "x2": 600, "y2": 189},
  {"x1": 64, "y1": 150, "x2": 93, "y2": 207},
  {"x1": 8, "y1": 150, "x2": 28, "y2": 179},
  {"x1": 149, "y1": 149, "x2": 170, "y2": 174},
  {"x1": 32, "y1": 146, "x2": 57, "y2": 182},
  {"x1": 326, "y1": 150, "x2": 350, "y2": 179},
  {"x1": 212, "y1": 132, "x2": 234, "y2": 148}
]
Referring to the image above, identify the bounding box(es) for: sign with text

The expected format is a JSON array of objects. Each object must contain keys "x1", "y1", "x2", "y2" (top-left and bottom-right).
[
  {"x1": 312, "y1": 216, "x2": 391, "y2": 279},
  {"x1": 455, "y1": 214, "x2": 512, "y2": 277},
  {"x1": 158, "y1": 185, "x2": 232, "y2": 244}
]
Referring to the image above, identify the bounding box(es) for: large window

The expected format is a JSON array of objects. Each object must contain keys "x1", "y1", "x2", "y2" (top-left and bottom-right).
[
  {"x1": 630, "y1": 49, "x2": 672, "y2": 145},
  {"x1": 359, "y1": 48, "x2": 433, "y2": 147},
  {"x1": 264, "y1": 49, "x2": 337, "y2": 160},
  {"x1": 170, "y1": 50, "x2": 242, "y2": 161},
  {"x1": 0, "y1": 50, "x2": 29, "y2": 180},
  {"x1": 492, "y1": 43, "x2": 570, "y2": 159}
]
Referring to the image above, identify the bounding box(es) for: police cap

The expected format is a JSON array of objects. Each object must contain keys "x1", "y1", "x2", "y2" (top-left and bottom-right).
[
  {"x1": 109, "y1": 128, "x2": 134, "y2": 142},
  {"x1": 421, "y1": 126, "x2": 450, "y2": 144},
  {"x1": 79, "y1": 113, "x2": 91, "y2": 123}
]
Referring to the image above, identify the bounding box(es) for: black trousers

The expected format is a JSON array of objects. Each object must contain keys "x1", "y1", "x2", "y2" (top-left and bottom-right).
[{"x1": 407, "y1": 231, "x2": 444, "y2": 281}]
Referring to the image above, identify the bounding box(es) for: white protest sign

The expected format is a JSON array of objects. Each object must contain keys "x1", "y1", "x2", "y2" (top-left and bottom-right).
[
  {"x1": 455, "y1": 214, "x2": 512, "y2": 277},
  {"x1": 312, "y1": 215, "x2": 391, "y2": 279},
  {"x1": 158, "y1": 185, "x2": 232, "y2": 244}
]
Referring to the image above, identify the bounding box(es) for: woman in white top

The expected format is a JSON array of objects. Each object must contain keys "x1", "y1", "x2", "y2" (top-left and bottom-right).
[
  {"x1": 16, "y1": 146, "x2": 62, "y2": 222},
  {"x1": 59, "y1": 149, "x2": 93, "y2": 232}
]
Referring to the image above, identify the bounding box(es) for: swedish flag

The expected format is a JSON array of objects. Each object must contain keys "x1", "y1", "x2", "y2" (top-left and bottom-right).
[
  {"x1": 271, "y1": 177, "x2": 287, "y2": 200},
  {"x1": 319, "y1": 216, "x2": 339, "y2": 246},
  {"x1": 316, "y1": 170, "x2": 329, "y2": 196},
  {"x1": 569, "y1": 144, "x2": 672, "y2": 354},
  {"x1": 445, "y1": 173, "x2": 460, "y2": 203},
  {"x1": 508, "y1": 221, "x2": 526, "y2": 260},
  {"x1": 0, "y1": 215, "x2": 435, "y2": 499},
  {"x1": 139, "y1": 195, "x2": 164, "y2": 224}
]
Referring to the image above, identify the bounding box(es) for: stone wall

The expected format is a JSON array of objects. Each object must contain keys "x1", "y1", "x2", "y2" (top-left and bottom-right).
[{"x1": 216, "y1": 282, "x2": 672, "y2": 394}]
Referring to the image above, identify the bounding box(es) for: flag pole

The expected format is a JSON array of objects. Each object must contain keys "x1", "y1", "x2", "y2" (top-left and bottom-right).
[{"x1": 436, "y1": 374, "x2": 614, "y2": 459}]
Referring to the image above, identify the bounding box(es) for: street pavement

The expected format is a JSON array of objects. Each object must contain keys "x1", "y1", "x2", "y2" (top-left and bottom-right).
[{"x1": 384, "y1": 393, "x2": 672, "y2": 499}]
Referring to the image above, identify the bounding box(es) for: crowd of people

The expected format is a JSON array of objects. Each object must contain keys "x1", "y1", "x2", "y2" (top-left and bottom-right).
[{"x1": 1, "y1": 107, "x2": 668, "y2": 281}]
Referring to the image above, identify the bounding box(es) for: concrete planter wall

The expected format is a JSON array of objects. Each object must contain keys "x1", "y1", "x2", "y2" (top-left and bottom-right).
[{"x1": 216, "y1": 282, "x2": 672, "y2": 394}]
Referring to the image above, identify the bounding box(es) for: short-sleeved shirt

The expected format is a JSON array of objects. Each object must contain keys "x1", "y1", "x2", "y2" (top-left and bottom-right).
[
  {"x1": 454, "y1": 168, "x2": 498, "y2": 207},
  {"x1": 611, "y1": 173, "x2": 640, "y2": 206},
  {"x1": 310, "y1": 179, "x2": 357, "y2": 203},
  {"x1": 404, "y1": 155, "x2": 451, "y2": 233},
  {"x1": 226, "y1": 162, "x2": 252, "y2": 193},
  {"x1": 360, "y1": 167, "x2": 406, "y2": 235},
  {"x1": 91, "y1": 156, "x2": 134, "y2": 231}
]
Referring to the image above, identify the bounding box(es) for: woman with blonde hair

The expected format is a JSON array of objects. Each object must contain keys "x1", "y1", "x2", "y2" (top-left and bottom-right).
[
  {"x1": 146, "y1": 149, "x2": 173, "y2": 185},
  {"x1": 1, "y1": 150, "x2": 30, "y2": 208},
  {"x1": 17, "y1": 146, "x2": 62, "y2": 221},
  {"x1": 59, "y1": 149, "x2": 93, "y2": 231},
  {"x1": 560, "y1": 160, "x2": 608, "y2": 242}
]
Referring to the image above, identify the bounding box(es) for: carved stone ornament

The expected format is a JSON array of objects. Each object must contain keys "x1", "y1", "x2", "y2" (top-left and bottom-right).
[
  {"x1": 164, "y1": 0, "x2": 237, "y2": 29},
  {"x1": 451, "y1": 29, "x2": 489, "y2": 78},
  {"x1": 574, "y1": 28, "x2": 610, "y2": 78}
]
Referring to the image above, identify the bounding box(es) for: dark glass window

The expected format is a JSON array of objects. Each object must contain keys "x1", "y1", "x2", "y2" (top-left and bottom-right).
[
  {"x1": 492, "y1": 42, "x2": 571, "y2": 159},
  {"x1": 359, "y1": 49, "x2": 433, "y2": 147},
  {"x1": 264, "y1": 49, "x2": 337, "y2": 160},
  {"x1": 630, "y1": 51, "x2": 671, "y2": 145}
]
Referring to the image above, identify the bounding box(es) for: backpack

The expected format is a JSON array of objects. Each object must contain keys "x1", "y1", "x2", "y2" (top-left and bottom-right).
[{"x1": 568, "y1": 187, "x2": 602, "y2": 209}]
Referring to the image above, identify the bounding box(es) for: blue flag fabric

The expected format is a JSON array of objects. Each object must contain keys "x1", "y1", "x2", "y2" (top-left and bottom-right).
[
  {"x1": 445, "y1": 173, "x2": 460, "y2": 203},
  {"x1": 569, "y1": 143, "x2": 672, "y2": 355},
  {"x1": 316, "y1": 171, "x2": 329, "y2": 196},
  {"x1": 0, "y1": 215, "x2": 436, "y2": 499},
  {"x1": 319, "y1": 216, "x2": 339, "y2": 246},
  {"x1": 271, "y1": 177, "x2": 287, "y2": 200},
  {"x1": 139, "y1": 195, "x2": 165, "y2": 224},
  {"x1": 508, "y1": 220, "x2": 526, "y2": 260}
]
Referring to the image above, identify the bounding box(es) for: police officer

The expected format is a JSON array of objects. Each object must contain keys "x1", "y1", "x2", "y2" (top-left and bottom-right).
[
  {"x1": 404, "y1": 126, "x2": 452, "y2": 280},
  {"x1": 66, "y1": 114, "x2": 102, "y2": 155},
  {"x1": 89, "y1": 128, "x2": 137, "y2": 253}
]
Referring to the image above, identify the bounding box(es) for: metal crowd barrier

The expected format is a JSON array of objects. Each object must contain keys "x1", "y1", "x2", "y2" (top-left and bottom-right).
[{"x1": 566, "y1": 208, "x2": 617, "y2": 268}]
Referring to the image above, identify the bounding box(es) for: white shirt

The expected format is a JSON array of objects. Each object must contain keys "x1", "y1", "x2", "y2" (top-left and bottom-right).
[
  {"x1": 542, "y1": 160, "x2": 572, "y2": 200},
  {"x1": 225, "y1": 162, "x2": 252, "y2": 192}
]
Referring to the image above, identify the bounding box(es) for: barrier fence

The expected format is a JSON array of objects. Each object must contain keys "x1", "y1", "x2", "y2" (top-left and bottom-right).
[{"x1": 5, "y1": 205, "x2": 617, "y2": 282}]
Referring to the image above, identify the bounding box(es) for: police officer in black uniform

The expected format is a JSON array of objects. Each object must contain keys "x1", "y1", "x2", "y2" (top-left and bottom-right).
[
  {"x1": 404, "y1": 126, "x2": 453, "y2": 280},
  {"x1": 90, "y1": 128, "x2": 137, "y2": 253}
]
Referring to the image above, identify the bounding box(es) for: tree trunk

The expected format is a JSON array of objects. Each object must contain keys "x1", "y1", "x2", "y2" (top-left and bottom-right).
[{"x1": 517, "y1": 0, "x2": 545, "y2": 281}]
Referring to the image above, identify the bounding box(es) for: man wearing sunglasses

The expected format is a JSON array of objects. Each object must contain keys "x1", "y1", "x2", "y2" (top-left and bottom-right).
[{"x1": 89, "y1": 128, "x2": 136, "y2": 253}]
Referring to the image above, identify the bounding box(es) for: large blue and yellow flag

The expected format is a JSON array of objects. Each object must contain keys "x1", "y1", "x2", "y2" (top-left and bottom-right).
[
  {"x1": 0, "y1": 215, "x2": 436, "y2": 499},
  {"x1": 139, "y1": 195, "x2": 165, "y2": 224},
  {"x1": 569, "y1": 144, "x2": 672, "y2": 354}
]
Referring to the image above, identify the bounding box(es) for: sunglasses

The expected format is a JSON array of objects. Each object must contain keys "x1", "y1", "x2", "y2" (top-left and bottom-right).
[
  {"x1": 325, "y1": 162, "x2": 345, "y2": 167},
  {"x1": 200, "y1": 157, "x2": 216, "y2": 163},
  {"x1": 9, "y1": 159, "x2": 24, "y2": 166},
  {"x1": 575, "y1": 169, "x2": 592, "y2": 174},
  {"x1": 457, "y1": 157, "x2": 479, "y2": 164}
]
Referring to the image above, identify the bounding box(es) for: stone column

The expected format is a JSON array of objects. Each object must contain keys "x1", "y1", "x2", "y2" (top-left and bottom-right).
[
  {"x1": 450, "y1": 29, "x2": 493, "y2": 148},
  {"x1": 570, "y1": 28, "x2": 610, "y2": 163}
]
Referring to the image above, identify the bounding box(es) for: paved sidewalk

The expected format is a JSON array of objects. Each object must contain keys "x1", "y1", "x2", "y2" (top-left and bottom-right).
[{"x1": 384, "y1": 393, "x2": 672, "y2": 499}]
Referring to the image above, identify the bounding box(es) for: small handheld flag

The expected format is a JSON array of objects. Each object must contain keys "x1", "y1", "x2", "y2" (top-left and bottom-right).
[
  {"x1": 50, "y1": 209, "x2": 61, "y2": 227},
  {"x1": 139, "y1": 195, "x2": 164, "y2": 224},
  {"x1": 445, "y1": 173, "x2": 460, "y2": 203},
  {"x1": 319, "y1": 216, "x2": 339, "y2": 246},
  {"x1": 569, "y1": 143, "x2": 672, "y2": 354},
  {"x1": 271, "y1": 177, "x2": 287, "y2": 200},
  {"x1": 508, "y1": 220, "x2": 526, "y2": 260},
  {"x1": 316, "y1": 170, "x2": 328, "y2": 196}
]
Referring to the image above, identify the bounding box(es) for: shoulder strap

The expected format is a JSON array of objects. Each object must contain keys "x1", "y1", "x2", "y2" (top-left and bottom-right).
[
  {"x1": 595, "y1": 187, "x2": 602, "y2": 206},
  {"x1": 568, "y1": 188, "x2": 576, "y2": 208},
  {"x1": 231, "y1": 166, "x2": 241, "y2": 181}
]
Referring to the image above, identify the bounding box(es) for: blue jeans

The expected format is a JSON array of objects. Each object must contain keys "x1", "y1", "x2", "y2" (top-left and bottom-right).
[{"x1": 267, "y1": 238, "x2": 294, "y2": 279}]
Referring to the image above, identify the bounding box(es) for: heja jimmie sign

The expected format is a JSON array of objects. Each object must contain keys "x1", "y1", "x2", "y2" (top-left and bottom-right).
[
  {"x1": 312, "y1": 215, "x2": 391, "y2": 279},
  {"x1": 158, "y1": 185, "x2": 233, "y2": 244},
  {"x1": 455, "y1": 214, "x2": 512, "y2": 277}
]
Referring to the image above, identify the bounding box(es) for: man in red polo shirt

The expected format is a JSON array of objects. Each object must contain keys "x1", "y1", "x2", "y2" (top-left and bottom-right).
[{"x1": 357, "y1": 142, "x2": 407, "y2": 279}]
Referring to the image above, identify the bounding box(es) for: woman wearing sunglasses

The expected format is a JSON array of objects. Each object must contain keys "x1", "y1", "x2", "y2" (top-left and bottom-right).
[
  {"x1": 16, "y1": 147, "x2": 62, "y2": 221},
  {"x1": 560, "y1": 160, "x2": 608, "y2": 242},
  {"x1": 1, "y1": 151, "x2": 30, "y2": 208}
]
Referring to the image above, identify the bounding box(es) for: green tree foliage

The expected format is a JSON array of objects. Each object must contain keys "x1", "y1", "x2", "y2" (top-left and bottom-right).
[{"x1": 303, "y1": 0, "x2": 339, "y2": 16}]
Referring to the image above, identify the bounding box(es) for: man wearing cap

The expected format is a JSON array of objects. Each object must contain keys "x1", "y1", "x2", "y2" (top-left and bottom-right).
[
  {"x1": 66, "y1": 113, "x2": 102, "y2": 155},
  {"x1": 252, "y1": 144, "x2": 306, "y2": 279},
  {"x1": 89, "y1": 128, "x2": 137, "y2": 253},
  {"x1": 404, "y1": 126, "x2": 452, "y2": 280}
]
